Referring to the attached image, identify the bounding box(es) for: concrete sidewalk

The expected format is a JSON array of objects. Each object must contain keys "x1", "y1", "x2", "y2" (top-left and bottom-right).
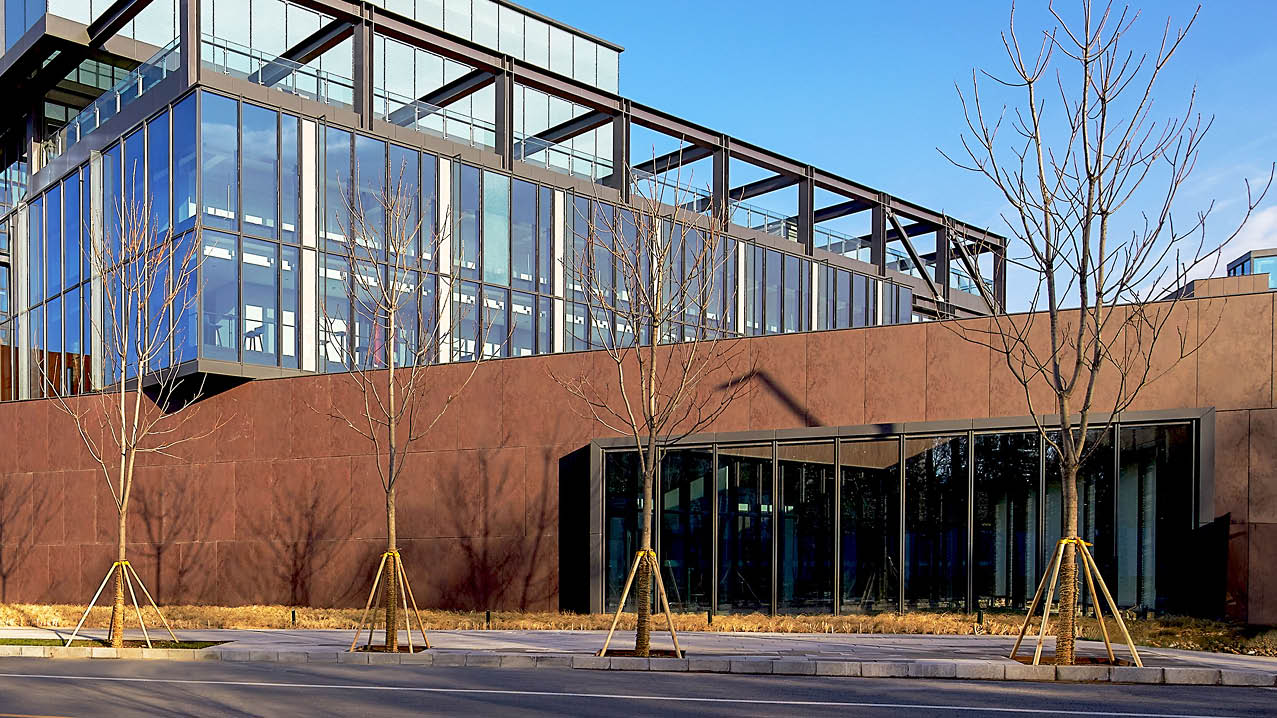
[{"x1": 1, "y1": 627, "x2": 1274, "y2": 686}]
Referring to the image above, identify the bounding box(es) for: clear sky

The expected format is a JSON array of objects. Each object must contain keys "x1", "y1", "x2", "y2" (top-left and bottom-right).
[{"x1": 535, "y1": 0, "x2": 1277, "y2": 309}]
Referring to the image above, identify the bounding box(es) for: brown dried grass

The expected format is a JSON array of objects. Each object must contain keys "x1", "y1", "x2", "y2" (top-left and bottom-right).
[{"x1": 1, "y1": 604, "x2": 1272, "y2": 656}]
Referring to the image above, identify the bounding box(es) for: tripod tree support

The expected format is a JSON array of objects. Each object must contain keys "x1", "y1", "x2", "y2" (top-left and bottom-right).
[
  {"x1": 65, "y1": 560, "x2": 178, "y2": 648},
  {"x1": 1009, "y1": 538, "x2": 1142, "y2": 667},
  {"x1": 348, "y1": 550, "x2": 431, "y2": 652},
  {"x1": 598, "y1": 549, "x2": 683, "y2": 658}
]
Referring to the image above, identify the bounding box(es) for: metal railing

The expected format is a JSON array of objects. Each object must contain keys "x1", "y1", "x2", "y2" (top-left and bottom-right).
[
  {"x1": 201, "y1": 34, "x2": 354, "y2": 110},
  {"x1": 42, "y1": 38, "x2": 181, "y2": 164}
]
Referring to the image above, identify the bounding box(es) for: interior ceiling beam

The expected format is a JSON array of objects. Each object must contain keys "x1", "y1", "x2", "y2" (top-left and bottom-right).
[
  {"x1": 87, "y1": 0, "x2": 156, "y2": 45},
  {"x1": 250, "y1": 18, "x2": 355, "y2": 88},
  {"x1": 631, "y1": 145, "x2": 713, "y2": 177},
  {"x1": 513, "y1": 110, "x2": 612, "y2": 160}
]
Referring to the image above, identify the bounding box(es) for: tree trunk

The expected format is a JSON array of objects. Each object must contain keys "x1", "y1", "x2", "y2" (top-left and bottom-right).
[
  {"x1": 634, "y1": 461, "x2": 654, "y2": 657},
  {"x1": 110, "y1": 510, "x2": 126, "y2": 650},
  {"x1": 385, "y1": 485, "x2": 399, "y2": 652},
  {"x1": 1057, "y1": 462, "x2": 1080, "y2": 665}
]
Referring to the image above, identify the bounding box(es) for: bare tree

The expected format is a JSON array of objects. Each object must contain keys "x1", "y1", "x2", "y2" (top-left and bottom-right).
[
  {"x1": 321, "y1": 163, "x2": 492, "y2": 653},
  {"x1": 944, "y1": 0, "x2": 1271, "y2": 664},
  {"x1": 46, "y1": 191, "x2": 218, "y2": 649},
  {"x1": 554, "y1": 168, "x2": 751, "y2": 656}
]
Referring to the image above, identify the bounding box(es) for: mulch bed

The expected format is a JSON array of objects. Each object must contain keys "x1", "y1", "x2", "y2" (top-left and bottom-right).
[
  {"x1": 1012, "y1": 655, "x2": 1133, "y2": 666},
  {"x1": 600, "y1": 649, "x2": 684, "y2": 658}
]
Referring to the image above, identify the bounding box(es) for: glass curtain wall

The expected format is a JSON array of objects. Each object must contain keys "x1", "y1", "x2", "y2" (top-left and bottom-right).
[{"x1": 603, "y1": 422, "x2": 1197, "y2": 616}]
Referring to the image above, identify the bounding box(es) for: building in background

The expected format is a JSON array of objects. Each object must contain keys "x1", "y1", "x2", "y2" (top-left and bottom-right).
[
  {"x1": 1227, "y1": 248, "x2": 1277, "y2": 290},
  {"x1": 0, "y1": 1, "x2": 1270, "y2": 626}
]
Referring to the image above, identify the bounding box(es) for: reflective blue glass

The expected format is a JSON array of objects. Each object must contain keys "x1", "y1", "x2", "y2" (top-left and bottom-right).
[
  {"x1": 482, "y1": 171, "x2": 509, "y2": 286},
  {"x1": 45, "y1": 185, "x2": 60, "y2": 298},
  {"x1": 280, "y1": 114, "x2": 299, "y2": 243},
  {"x1": 63, "y1": 174, "x2": 80, "y2": 288},
  {"x1": 173, "y1": 94, "x2": 197, "y2": 231},
  {"x1": 354, "y1": 135, "x2": 386, "y2": 255},
  {"x1": 242, "y1": 103, "x2": 279, "y2": 239},
  {"x1": 455, "y1": 164, "x2": 480, "y2": 279},
  {"x1": 148, "y1": 111, "x2": 170, "y2": 234},
  {"x1": 323, "y1": 127, "x2": 351, "y2": 245},
  {"x1": 511, "y1": 178, "x2": 536, "y2": 290},
  {"x1": 201, "y1": 93, "x2": 239, "y2": 231},
  {"x1": 242, "y1": 237, "x2": 278, "y2": 365},
  {"x1": 281, "y1": 245, "x2": 299, "y2": 368},
  {"x1": 200, "y1": 230, "x2": 238, "y2": 361}
]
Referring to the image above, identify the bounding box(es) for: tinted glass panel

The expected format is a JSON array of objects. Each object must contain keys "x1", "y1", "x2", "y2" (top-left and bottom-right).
[
  {"x1": 1118, "y1": 424, "x2": 1193, "y2": 612},
  {"x1": 840, "y1": 438, "x2": 900, "y2": 613},
  {"x1": 242, "y1": 104, "x2": 278, "y2": 238},
  {"x1": 201, "y1": 230, "x2": 238, "y2": 360},
  {"x1": 778, "y1": 442, "x2": 835, "y2": 612},
  {"x1": 661, "y1": 448, "x2": 713, "y2": 612},
  {"x1": 201, "y1": 93, "x2": 239, "y2": 231},
  {"x1": 974, "y1": 432, "x2": 1040, "y2": 609},
  {"x1": 605, "y1": 450, "x2": 644, "y2": 612},
  {"x1": 904, "y1": 434, "x2": 968, "y2": 610},
  {"x1": 718, "y1": 444, "x2": 772, "y2": 613}
]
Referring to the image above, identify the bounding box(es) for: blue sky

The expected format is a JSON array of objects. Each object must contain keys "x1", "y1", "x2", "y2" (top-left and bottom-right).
[{"x1": 537, "y1": 0, "x2": 1277, "y2": 309}]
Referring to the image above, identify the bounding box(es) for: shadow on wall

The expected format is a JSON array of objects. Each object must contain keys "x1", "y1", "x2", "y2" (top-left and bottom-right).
[
  {"x1": 730, "y1": 369, "x2": 823, "y2": 428},
  {"x1": 0, "y1": 475, "x2": 45, "y2": 602}
]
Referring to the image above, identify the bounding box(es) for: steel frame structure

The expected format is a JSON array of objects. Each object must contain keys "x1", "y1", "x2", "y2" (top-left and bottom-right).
[{"x1": 3, "y1": 0, "x2": 1007, "y2": 317}]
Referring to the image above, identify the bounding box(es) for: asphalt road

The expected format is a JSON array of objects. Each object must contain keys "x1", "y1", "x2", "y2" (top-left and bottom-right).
[{"x1": 0, "y1": 658, "x2": 1273, "y2": 718}]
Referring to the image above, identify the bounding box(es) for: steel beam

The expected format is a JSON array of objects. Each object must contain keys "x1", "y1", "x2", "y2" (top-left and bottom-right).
[
  {"x1": 513, "y1": 110, "x2": 612, "y2": 161},
  {"x1": 935, "y1": 224, "x2": 951, "y2": 301},
  {"x1": 249, "y1": 18, "x2": 355, "y2": 88},
  {"x1": 631, "y1": 145, "x2": 713, "y2": 177},
  {"x1": 87, "y1": 0, "x2": 156, "y2": 45},
  {"x1": 797, "y1": 175, "x2": 814, "y2": 255},
  {"x1": 889, "y1": 211, "x2": 942, "y2": 302},
  {"x1": 607, "y1": 102, "x2": 631, "y2": 201},
  {"x1": 950, "y1": 233, "x2": 998, "y2": 314},
  {"x1": 386, "y1": 67, "x2": 496, "y2": 127},
  {"x1": 994, "y1": 246, "x2": 1007, "y2": 308},
  {"x1": 683, "y1": 172, "x2": 797, "y2": 212},
  {"x1": 712, "y1": 144, "x2": 729, "y2": 220},
  {"x1": 494, "y1": 62, "x2": 514, "y2": 168},
  {"x1": 870, "y1": 203, "x2": 887, "y2": 274}
]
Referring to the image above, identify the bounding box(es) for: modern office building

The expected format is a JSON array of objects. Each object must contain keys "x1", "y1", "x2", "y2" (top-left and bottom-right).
[
  {"x1": 0, "y1": 1, "x2": 1272, "y2": 625},
  {"x1": 1227, "y1": 248, "x2": 1277, "y2": 290}
]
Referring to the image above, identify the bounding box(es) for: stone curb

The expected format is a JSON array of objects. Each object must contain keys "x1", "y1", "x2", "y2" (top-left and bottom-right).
[{"x1": 4, "y1": 647, "x2": 1273, "y2": 686}]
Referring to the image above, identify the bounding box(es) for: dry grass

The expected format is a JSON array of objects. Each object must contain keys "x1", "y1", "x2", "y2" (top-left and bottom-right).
[{"x1": 1, "y1": 604, "x2": 1272, "y2": 656}]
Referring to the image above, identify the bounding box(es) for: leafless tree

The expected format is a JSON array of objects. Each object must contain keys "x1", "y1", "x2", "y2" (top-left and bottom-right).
[
  {"x1": 321, "y1": 163, "x2": 493, "y2": 652},
  {"x1": 943, "y1": 0, "x2": 1271, "y2": 663},
  {"x1": 43, "y1": 191, "x2": 218, "y2": 649},
  {"x1": 553, "y1": 166, "x2": 751, "y2": 656}
]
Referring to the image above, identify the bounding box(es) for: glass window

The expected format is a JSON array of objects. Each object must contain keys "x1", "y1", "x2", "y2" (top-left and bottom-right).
[
  {"x1": 718, "y1": 444, "x2": 773, "y2": 613},
  {"x1": 840, "y1": 438, "x2": 901, "y2": 613},
  {"x1": 1118, "y1": 424, "x2": 1193, "y2": 612},
  {"x1": 123, "y1": 127, "x2": 145, "y2": 236},
  {"x1": 597, "y1": 47, "x2": 619, "y2": 93},
  {"x1": 321, "y1": 254, "x2": 350, "y2": 372},
  {"x1": 241, "y1": 104, "x2": 279, "y2": 239},
  {"x1": 420, "y1": 272, "x2": 437, "y2": 361},
  {"x1": 536, "y1": 294, "x2": 552, "y2": 354},
  {"x1": 354, "y1": 135, "x2": 386, "y2": 256},
  {"x1": 148, "y1": 111, "x2": 170, "y2": 234},
  {"x1": 391, "y1": 269, "x2": 419, "y2": 367},
  {"x1": 28, "y1": 196, "x2": 42, "y2": 304},
  {"x1": 455, "y1": 164, "x2": 480, "y2": 279},
  {"x1": 452, "y1": 279, "x2": 479, "y2": 361},
  {"x1": 511, "y1": 179, "x2": 536, "y2": 291},
  {"x1": 173, "y1": 94, "x2": 197, "y2": 232},
  {"x1": 45, "y1": 186, "x2": 61, "y2": 298},
  {"x1": 1045, "y1": 428, "x2": 1115, "y2": 589},
  {"x1": 280, "y1": 114, "x2": 300, "y2": 243},
  {"x1": 904, "y1": 434, "x2": 968, "y2": 610},
  {"x1": 537, "y1": 186, "x2": 554, "y2": 293},
  {"x1": 444, "y1": 0, "x2": 471, "y2": 38},
  {"x1": 352, "y1": 261, "x2": 381, "y2": 369},
  {"x1": 388, "y1": 145, "x2": 419, "y2": 258},
  {"x1": 782, "y1": 254, "x2": 799, "y2": 333},
  {"x1": 174, "y1": 230, "x2": 198, "y2": 364},
  {"x1": 241, "y1": 238, "x2": 279, "y2": 365},
  {"x1": 764, "y1": 249, "x2": 780, "y2": 334},
  {"x1": 201, "y1": 230, "x2": 238, "y2": 361},
  {"x1": 63, "y1": 285, "x2": 81, "y2": 394},
  {"x1": 481, "y1": 284, "x2": 507, "y2": 359},
  {"x1": 1254, "y1": 256, "x2": 1277, "y2": 289},
  {"x1": 46, "y1": 295, "x2": 62, "y2": 392},
  {"x1": 974, "y1": 432, "x2": 1040, "y2": 610},
  {"x1": 201, "y1": 93, "x2": 239, "y2": 232},
  {"x1": 661, "y1": 448, "x2": 714, "y2": 612},
  {"x1": 604, "y1": 450, "x2": 645, "y2": 612},
  {"x1": 511, "y1": 290, "x2": 534, "y2": 357},
  {"x1": 778, "y1": 442, "x2": 835, "y2": 612},
  {"x1": 482, "y1": 171, "x2": 510, "y2": 286},
  {"x1": 323, "y1": 126, "x2": 352, "y2": 244},
  {"x1": 421, "y1": 153, "x2": 438, "y2": 267},
  {"x1": 63, "y1": 175, "x2": 80, "y2": 289}
]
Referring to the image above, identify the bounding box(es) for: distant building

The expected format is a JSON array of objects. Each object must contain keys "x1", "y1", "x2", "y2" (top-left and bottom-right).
[{"x1": 1227, "y1": 248, "x2": 1277, "y2": 290}]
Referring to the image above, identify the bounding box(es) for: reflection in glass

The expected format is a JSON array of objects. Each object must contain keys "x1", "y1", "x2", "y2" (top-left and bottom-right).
[
  {"x1": 1045, "y1": 429, "x2": 1114, "y2": 589},
  {"x1": 1117, "y1": 424, "x2": 1193, "y2": 612},
  {"x1": 482, "y1": 171, "x2": 510, "y2": 286},
  {"x1": 605, "y1": 451, "x2": 645, "y2": 612},
  {"x1": 974, "y1": 432, "x2": 1039, "y2": 609},
  {"x1": 281, "y1": 246, "x2": 299, "y2": 368},
  {"x1": 242, "y1": 103, "x2": 278, "y2": 238},
  {"x1": 778, "y1": 442, "x2": 835, "y2": 612},
  {"x1": 201, "y1": 93, "x2": 238, "y2": 231},
  {"x1": 201, "y1": 231, "x2": 238, "y2": 361},
  {"x1": 320, "y1": 253, "x2": 350, "y2": 372},
  {"x1": 242, "y1": 237, "x2": 278, "y2": 365},
  {"x1": 904, "y1": 434, "x2": 968, "y2": 609},
  {"x1": 456, "y1": 164, "x2": 480, "y2": 279},
  {"x1": 173, "y1": 94, "x2": 198, "y2": 231},
  {"x1": 661, "y1": 448, "x2": 713, "y2": 612},
  {"x1": 718, "y1": 444, "x2": 772, "y2": 613},
  {"x1": 511, "y1": 290, "x2": 534, "y2": 357},
  {"x1": 840, "y1": 438, "x2": 900, "y2": 613},
  {"x1": 280, "y1": 114, "x2": 299, "y2": 243}
]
